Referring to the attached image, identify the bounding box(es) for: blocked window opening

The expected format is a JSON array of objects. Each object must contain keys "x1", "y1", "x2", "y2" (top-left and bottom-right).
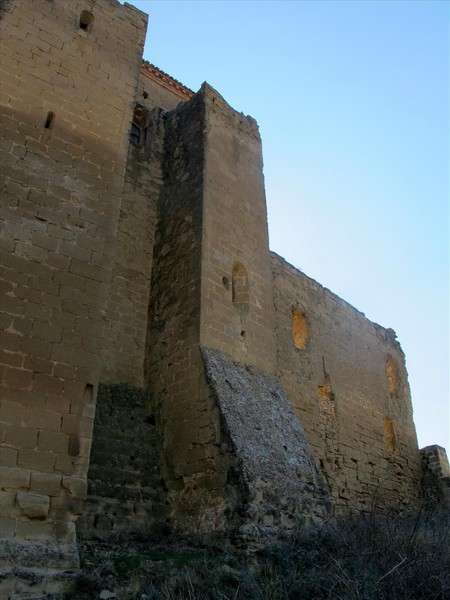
[
  {"x1": 232, "y1": 262, "x2": 249, "y2": 312},
  {"x1": 384, "y1": 416, "x2": 396, "y2": 452},
  {"x1": 44, "y1": 111, "x2": 55, "y2": 129},
  {"x1": 291, "y1": 306, "x2": 308, "y2": 349},
  {"x1": 386, "y1": 355, "x2": 400, "y2": 395},
  {"x1": 79, "y1": 10, "x2": 94, "y2": 31},
  {"x1": 318, "y1": 373, "x2": 336, "y2": 421}
]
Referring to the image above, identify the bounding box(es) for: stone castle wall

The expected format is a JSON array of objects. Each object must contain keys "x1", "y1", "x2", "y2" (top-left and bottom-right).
[
  {"x1": 199, "y1": 87, "x2": 276, "y2": 374},
  {"x1": 77, "y1": 384, "x2": 169, "y2": 540},
  {"x1": 143, "y1": 85, "x2": 329, "y2": 536},
  {"x1": 100, "y1": 107, "x2": 164, "y2": 386},
  {"x1": 0, "y1": 0, "x2": 443, "y2": 596},
  {"x1": 100, "y1": 67, "x2": 192, "y2": 386},
  {"x1": 0, "y1": 0, "x2": 147, "y2": 593},
  {"x1": 145, "y1": 87, "x2": 231, "y2": 533},
  {"x1": 271, "y1": 253, "x2": 422, "y2": 513}
]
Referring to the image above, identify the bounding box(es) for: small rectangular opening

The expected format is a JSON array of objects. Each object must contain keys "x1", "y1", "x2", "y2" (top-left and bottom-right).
[{"x1": 44, "y1": 111, "x2": 55, "y2": 129}]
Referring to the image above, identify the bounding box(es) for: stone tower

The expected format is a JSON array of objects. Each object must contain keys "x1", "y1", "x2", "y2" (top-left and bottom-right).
[{"x1": 0, "y1": 0, "x2": 147, "y2": 592}]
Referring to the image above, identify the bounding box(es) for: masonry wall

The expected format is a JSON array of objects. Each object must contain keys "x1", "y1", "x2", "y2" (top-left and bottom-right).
[
  {"x1": 77, "y1": 384, "x2": 169, "y2": 540},
  {"x1": 101, "y1": 107, "x2": 165, "y2": 385},
  {"x1": 202, "y1": 347, "x2": 330, "y2": 538},
  {"x1": 0, "y1": 4, "x2": 434, "y2": 592},
  {"x1": 145, "y1": 89, "x2": 236, "y2": 533},
  {"x1": 271, "y1": 253, "x2": 422, "y2": 513},
  {"x1": 194, "y1": 88, "x2": 330, "y2": 534},
  {"x1": 143, "y1": 86, "x2": 330, "y2": 538},
  {"x1": 100, "y1": 67, "x2": 192, "y2": 386},
  {"x1": 0, "y1": 0, "x2": 146, "y2": 587},
  {"x1": 200, "y1": 87, "x2": 276, "y2": 373}
]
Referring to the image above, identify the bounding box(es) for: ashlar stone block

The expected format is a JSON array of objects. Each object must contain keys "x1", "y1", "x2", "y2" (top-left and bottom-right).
[{"x1": 16, "y1": 491, "x2": 50, "y2": 519}]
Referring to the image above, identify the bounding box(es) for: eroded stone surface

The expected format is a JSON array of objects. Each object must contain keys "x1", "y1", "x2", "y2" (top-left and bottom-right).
[
  {"x1": 17, "y1": 492, "x2": 50, "y2": 520},
  {"x1": 202, "y1": 346, "x2": 331, "y2": 531}
]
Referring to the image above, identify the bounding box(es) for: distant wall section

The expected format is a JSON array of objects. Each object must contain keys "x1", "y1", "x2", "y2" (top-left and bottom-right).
[
  {"x1": 421, "y1": 445, "x2": 450, "y2": 507},
  {"x1": 271, "y1": 253, "x2": 422, "y2": 513}
]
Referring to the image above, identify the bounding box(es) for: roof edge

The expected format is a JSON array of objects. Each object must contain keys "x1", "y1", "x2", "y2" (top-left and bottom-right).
[{"x1": 141, "y1": 61, "x2": 194, "y2": 101}]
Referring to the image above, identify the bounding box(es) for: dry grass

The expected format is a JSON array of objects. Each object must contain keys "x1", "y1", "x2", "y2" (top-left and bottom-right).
[{"x1": 69, "y1": 507, "x2": 449, "y2": 600}]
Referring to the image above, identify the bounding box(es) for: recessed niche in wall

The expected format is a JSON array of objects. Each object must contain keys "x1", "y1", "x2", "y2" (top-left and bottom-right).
[
  {"x1": 386, "y1": 355, "x2": 400, "y2": 395},
  {"x1": 79, "y1": 10, "x2": 94, "y2": 31},
  {"x1": 384, "y1": 416, "x2": 396, "y2": 452},
  {"x1": 232, "y1": 262, "x2": 249, "y2": 312},
  {"x1": 291, "y1": 306, "x2": 308, "y2": 349}
]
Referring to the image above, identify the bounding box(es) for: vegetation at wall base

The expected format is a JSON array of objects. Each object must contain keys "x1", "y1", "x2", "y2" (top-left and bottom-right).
[{"x1": 70, "y1": 507, "x2": 449, "y2": 600}]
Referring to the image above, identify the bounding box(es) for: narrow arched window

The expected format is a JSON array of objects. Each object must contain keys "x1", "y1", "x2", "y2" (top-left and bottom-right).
[
  {"x1": 291, "y1": 306, "x2": 308, "y2": 349},
  {"x1": 130, "y1": 104, "x2": 149, "y2": 147},
  {"x1": 232, "y1": 262, "x2": 249, "y2": 312}
]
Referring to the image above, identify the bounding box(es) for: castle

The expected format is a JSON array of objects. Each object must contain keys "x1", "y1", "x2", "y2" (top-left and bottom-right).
[{"x1": 0, "y1": 1, "x2": 449, "y2": 597}]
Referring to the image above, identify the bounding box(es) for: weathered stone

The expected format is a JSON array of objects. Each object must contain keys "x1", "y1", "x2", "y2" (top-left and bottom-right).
[
  {"x1": 77, "y1": 384, "x2": 169, "y2": 540},
  {"x1": 99, "y1": 590, "x2": 116, "y2": 599},
  {"x1": 16, "y1": 492, "x2": 50, "y2": 520},
  {"x1": 202, "y1": 346, "x2": 331, "y2": 528},
  {"x1": 420, "y1": 445, "x2": 450, "y2": 506},
  {"x1": 0, "y1": 467, "x2": 30, "y2": 491},
  {"x1": 0, "y1": 0, "x2": 443, "y2": 595},
  {"x1": 62, "y1": 477, "x2": 87, "y2": 500},
  {"x1": 0, "y1": 0, "x2": 148, "y2": 590},
  {"x1": 29, "y1": 472, "x2": 62, "y2": 497}
]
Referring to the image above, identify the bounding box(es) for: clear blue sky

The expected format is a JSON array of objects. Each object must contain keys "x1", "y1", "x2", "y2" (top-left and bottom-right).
[{"x1": 124, "y1": 1, "x2": 449, "y2": 450}]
